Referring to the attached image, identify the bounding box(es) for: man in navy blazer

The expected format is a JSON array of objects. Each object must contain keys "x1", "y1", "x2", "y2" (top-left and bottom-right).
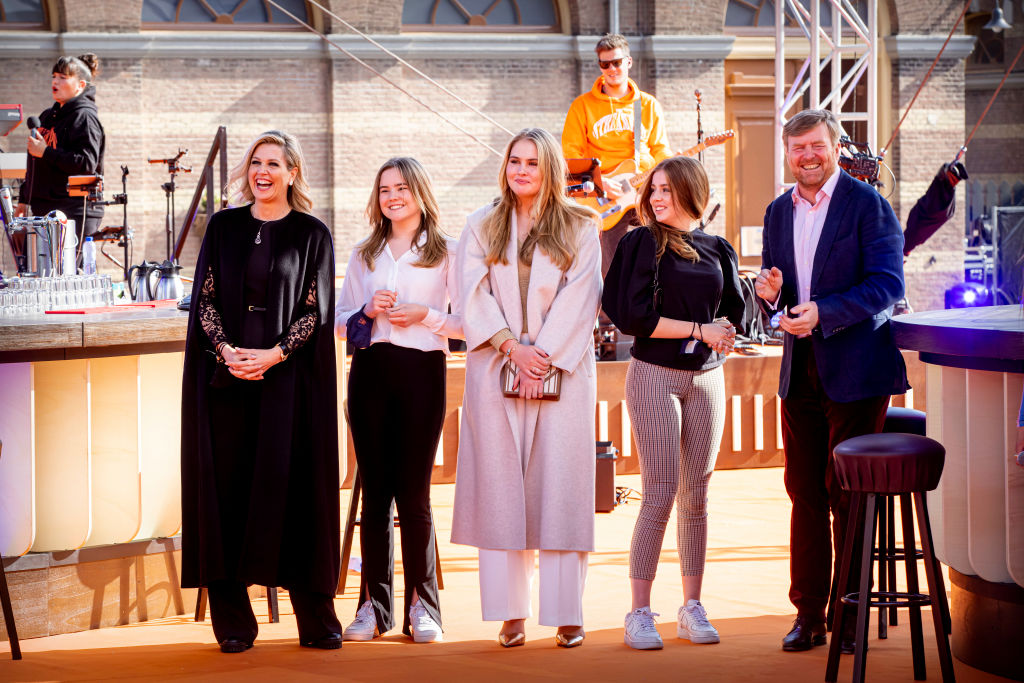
[{"x1": 755, "y1": 109, "x2": 909, "y2": 654}]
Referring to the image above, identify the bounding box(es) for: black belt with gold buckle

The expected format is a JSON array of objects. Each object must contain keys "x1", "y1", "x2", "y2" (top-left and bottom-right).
[{"x1": 247, "y1": 305, "x2": 266, "y2": 312}]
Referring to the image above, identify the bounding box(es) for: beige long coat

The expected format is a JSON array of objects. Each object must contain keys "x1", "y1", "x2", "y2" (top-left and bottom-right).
[{"x1": 452, "y1": 205, "x2": 602, "y2": 552}]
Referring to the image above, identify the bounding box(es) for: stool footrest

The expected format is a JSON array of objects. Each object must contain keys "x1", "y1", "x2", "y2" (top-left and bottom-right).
[
  {"x1": 874, "y1": 547, "x2": 924, "y2": 562},
  {"x1": 841, "y1": 590, "x2": 931, "y2": 609}
]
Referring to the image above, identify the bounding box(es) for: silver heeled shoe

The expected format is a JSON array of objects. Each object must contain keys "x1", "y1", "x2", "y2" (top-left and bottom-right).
[
  {"x1": 498, "y1": 632, "x2": 526, "y2": 648},
  {"x1": 555, "y1": 629, "x2": 585, "y2": 648}
]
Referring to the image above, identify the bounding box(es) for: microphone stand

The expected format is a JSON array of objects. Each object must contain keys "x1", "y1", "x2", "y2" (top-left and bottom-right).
[
  {"x1": 695, "y1": 89, "x2": 704, "y2": 165},
  {"x1": 148, "y1": 149, "x2": 190, "y2": 264}
]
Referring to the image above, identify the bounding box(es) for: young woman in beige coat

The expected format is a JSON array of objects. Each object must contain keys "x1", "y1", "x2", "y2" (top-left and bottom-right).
[{"x1": 453, "y1": 128, "x2": 602, "y2": 649}]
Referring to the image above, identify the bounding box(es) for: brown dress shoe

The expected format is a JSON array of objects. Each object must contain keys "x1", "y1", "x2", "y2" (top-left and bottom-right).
[{"x1": 782, "y1": 616, "x2": 827, "y2": 652}]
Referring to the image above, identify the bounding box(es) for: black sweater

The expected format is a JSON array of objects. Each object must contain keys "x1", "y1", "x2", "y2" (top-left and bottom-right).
[
  {"x1": 602, "y1": 225, "x2": 746, "y2": 371},
  {"x1": 20, "y1": 85, "x2": 105, "y2": 218}
]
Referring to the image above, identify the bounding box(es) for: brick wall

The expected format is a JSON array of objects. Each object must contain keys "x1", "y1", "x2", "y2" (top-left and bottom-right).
[
  {"x1": 0, "y1": 0, "x2": 1006, "y2": 315},
  {"x1": 645, "y1": 57, "x2": 730, "y2": 236},
  {"x1": 893, "y1": 0, "x2": 965, "y2": 34},
  {"x1": 325, "y1": 0, "x2": 401, "y2": 34},
  {"x1": 652, "y1": 0, "x2": 726, "y2": 34},
  {"x1": 889, "y1": 56, "x2": 968, "y2": 310}
]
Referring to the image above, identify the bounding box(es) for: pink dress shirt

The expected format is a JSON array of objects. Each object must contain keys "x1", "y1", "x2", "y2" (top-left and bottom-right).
[{"x1": 791, "y1": 167, "x2": 842, "y2": 306}]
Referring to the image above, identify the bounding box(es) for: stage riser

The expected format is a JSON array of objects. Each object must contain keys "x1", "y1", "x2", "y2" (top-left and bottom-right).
[{"x1": 0, "y1": 541, "x2": 199, "y2": 641}]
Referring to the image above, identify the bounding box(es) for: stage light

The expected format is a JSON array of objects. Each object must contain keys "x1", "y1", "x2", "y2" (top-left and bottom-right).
[{"x1": 944, "y1": 281, "x2": 993, "y2": 309}]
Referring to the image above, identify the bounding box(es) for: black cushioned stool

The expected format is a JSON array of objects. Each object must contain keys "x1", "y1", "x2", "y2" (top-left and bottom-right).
[
  {"x1": 825, "y1": 433, "x2": 954, "y2": 683},
  {"x1": 876, "y1": 408, "x2": 928, "y2": 640}
]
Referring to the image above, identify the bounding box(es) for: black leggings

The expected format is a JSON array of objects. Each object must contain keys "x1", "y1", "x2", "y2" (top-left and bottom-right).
[{"x1": 348, "y1": 342, "x2": 446, "y2": 636}]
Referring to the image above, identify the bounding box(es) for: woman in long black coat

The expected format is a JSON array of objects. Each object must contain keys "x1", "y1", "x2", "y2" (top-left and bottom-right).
[{"x1": 180, "y1": 130, "x2": 341, "y2": 653}]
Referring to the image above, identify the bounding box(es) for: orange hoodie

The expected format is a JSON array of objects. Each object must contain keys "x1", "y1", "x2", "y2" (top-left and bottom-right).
[{"x1": 562, "y1": 76, "x2": 672, "y2": 176}]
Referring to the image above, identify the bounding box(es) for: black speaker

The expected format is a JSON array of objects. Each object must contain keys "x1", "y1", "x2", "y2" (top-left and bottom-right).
[{"x1": 995, "y1": 208, "x2": 1024, "y2": 305}]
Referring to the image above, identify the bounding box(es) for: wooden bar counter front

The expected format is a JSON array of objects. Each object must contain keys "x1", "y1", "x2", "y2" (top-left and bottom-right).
[{"x1": 0, "y1": 304, "x2": 923, "y2": 641}]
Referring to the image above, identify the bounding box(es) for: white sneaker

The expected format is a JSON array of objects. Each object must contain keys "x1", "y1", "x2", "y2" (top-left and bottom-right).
[
  {"x1": 409, "y1": 601, "x2": 443, "y2": 643},
  {"x1": 343, "y1": 600, "x2": 379, "y2": 641},
  {"x1": 624, "y1": 607, "x2": 664, "y2": 650},
  {"x1": 677, "y1": 599, "x2": 720, "y2": 644}
]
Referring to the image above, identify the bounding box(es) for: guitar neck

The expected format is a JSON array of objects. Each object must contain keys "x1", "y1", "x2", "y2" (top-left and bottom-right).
[{"x1": 626, "y1": 132, "x2": 734, "y2": 191}]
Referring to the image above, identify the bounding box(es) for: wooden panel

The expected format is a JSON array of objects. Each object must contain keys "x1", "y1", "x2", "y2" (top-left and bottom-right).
[
  {"x1": 965, "y1": 369, "x2": 1012, "y2": 582},
  {"x1": 32, "y1": 359, "x2": 91, "y2": 552},
  {"x1": 0, "y1": 548, "x2": 194, "y2": 640},
  {"x1": 137, "y1": 353, "x2": 183, "y2": 540},
  {"x1": 82, "y1": 316, "x2": 188, "y2": 347},
  {"x1": 1004, "y1": 372, "x2": 1024, "y2": 587},
  {"x1": 929, "y1": 365, "x2": 971, "y2": 573},
  {"x1": 0, "y1": 363, "x2": 35, "y2": 557},
  {"x1": 0, "y1": 321, "x2": 81, "y2": 351},
  {"x1": 87, "y1": 355, "x2": 142, "y2": 547}
]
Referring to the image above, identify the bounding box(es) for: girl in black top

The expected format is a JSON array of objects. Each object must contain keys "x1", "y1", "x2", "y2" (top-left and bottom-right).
[
  {"x1": 603, "y1": 156, "x2": 745, "y2": 650},
  {"x1": 17, "y1": 54, "x2": 106, "y2": 256}
]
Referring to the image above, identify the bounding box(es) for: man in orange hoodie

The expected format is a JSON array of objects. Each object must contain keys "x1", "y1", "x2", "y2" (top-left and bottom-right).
[{"x1": 562, "y1": 34, "x2": 672, "y2": 277}]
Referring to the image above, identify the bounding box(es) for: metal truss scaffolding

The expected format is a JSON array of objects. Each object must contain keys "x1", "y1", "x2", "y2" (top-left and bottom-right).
[{"x1": 774, "y1": 0, "x2": 878, "y2": 195}]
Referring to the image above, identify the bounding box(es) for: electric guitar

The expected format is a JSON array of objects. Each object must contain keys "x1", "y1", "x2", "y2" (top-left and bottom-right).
[{"x1": 576, "y1": 130, "x2": 735, "y2": 231}]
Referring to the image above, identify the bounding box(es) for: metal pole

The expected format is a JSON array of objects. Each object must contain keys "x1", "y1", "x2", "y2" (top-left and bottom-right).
[
  {"x1": 775, "y1": 0, "x2": 786, "y2": 196},
  {"x1": 811, "y1": 0, "x2": 820, "y2": 108},
  {"x1": 609, "y1": 0, "x2": 619, "y2": 35},
  {"x1": 867, "y1": 0, "x2": 877, "y2": 153}
]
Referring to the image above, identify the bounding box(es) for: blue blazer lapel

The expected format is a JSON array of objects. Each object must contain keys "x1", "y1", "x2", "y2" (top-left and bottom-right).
[
  {"x1": 776, "y1": 189, "x2": 796, "y2": 286},
  {"x1": 810, "y1": 171, "x2": 854, "y2": 294}
]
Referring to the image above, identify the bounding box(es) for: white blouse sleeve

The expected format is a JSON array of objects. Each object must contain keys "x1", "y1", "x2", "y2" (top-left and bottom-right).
[{"x1": 421, "y1": 240, "x2": 464, "y2": 340}]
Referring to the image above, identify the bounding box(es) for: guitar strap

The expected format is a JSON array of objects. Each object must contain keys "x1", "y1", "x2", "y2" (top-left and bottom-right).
[{"x1": 633, "y1": 98, "x2": 642, "y2": 168}]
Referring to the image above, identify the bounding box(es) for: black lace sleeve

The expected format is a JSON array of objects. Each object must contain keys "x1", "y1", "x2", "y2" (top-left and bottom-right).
[
  {"x1": 278, "y1": 275, "x2": 319, "y2": 356},
  {"x1": 198, "y1": 264, "x2": 231, "y2": 352}
]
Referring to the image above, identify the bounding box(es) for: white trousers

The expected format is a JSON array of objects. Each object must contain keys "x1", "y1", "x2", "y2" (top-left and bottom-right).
[{"x1": 478, "y1": 549, "x2": 588, "y2": 626}]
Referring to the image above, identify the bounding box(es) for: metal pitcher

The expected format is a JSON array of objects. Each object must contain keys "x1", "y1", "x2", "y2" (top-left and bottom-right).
[
  {"x1": 151, "y1": 259, "x2": 184, "y2": 301},
  {"x1": 127, "y1": 260, "x2": 159, "y2": 302}
]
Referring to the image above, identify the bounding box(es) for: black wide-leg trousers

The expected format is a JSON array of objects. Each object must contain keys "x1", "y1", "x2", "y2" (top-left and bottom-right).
[
  {"x1": 207, "y1": 581, "x2": 341, "y2": 645},
  {"x1": 781, "y1": 337, "x2": 889, "y2": 624},
  {"x1": 348, "y1": 342, "x2": 446, "y2": 636}
]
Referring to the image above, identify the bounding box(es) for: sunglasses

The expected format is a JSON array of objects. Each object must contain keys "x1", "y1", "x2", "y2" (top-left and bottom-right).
[{"x1": 598, "y1": 57, "x2": 626, "y2": 70}]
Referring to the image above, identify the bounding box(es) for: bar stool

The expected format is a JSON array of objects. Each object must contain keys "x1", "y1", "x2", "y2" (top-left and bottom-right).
[
  {"x1": 194, "y1": 586, "x2": 279, "y2": 624},
  {"x1": 337, "y1": 462, "x2": 444, "y2": 594},
  {"x1": 876, "y1": 408, "x2": 926, "y2": 639},
  {"x1": 825, "y1": 432, "x2": 955, "y2": 683},
  {"x1": 0, "y1": 440, "x2": 22, "y2": 660}
]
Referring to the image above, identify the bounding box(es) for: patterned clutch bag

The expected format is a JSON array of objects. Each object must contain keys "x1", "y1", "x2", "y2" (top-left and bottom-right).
[{"x1": 500, "y1": 360, "x2": 562, "y2": 401}]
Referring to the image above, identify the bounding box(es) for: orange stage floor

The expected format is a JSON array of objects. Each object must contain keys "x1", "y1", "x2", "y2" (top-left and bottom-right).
[{"x1": 0, "y1": 469, "x2": 1010, "y2": 682}]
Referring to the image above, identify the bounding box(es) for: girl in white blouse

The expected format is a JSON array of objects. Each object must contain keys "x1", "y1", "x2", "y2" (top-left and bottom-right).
[{"x1": 335, "y1": 157, "x2": 462, "y2": 643}]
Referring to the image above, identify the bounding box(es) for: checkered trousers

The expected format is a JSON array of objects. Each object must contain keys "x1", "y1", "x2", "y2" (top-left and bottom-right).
[{"x1": 625, "y1": 358, "x2": 726, "y2": 580}]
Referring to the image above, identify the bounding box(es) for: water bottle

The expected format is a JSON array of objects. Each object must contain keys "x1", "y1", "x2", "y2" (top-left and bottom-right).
[{"x1": 82, "y1": 236, "x2": 97, "y2": 275}]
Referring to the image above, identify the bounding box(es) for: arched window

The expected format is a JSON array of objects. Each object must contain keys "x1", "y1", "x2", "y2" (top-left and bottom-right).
[
  {"x1": 141, "y1": 0, "x2": 309, "y2": 30},
  {"x1": 402, "y1": 0, "x2": 560, "y2": 32},
  {"x1": 0, "y1": 0, "x2": 46, "y2": 28},
  {"x1": 726, "y1": 0, "x2": 867, "y2": 31}
]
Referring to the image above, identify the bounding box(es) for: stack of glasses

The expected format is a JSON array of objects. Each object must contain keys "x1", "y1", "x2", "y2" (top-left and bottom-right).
[{"x1": 0, "y1": 274, "x2": 115, "y2": 317}]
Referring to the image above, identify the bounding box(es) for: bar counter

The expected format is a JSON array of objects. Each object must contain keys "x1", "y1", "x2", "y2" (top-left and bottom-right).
[
  {"x1": 0, "y1": 304, "x2": 189, "y2": 558},
  {"x1": 892, "y1": 305, "x2": 1024, "y2": 680}
]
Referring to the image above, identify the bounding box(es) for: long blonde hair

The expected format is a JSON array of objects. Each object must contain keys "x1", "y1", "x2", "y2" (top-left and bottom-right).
[
  {"x1": 358, "y1": 157, "x2": 448, "y2": 271},
  {"x1": 481, "y1": 128, "x2": 597, "y2": 270},
  {"x1": 228, "y1": 130, "x2": 313, "y2": 213},
  {"x1": 637, "y1": 156, "x2": 709, "y2": 262}
]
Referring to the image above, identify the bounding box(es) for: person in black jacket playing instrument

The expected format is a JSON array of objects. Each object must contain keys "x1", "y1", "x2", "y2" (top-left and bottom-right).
[
  {"x1": 603, "y1": 156, "x2": 745, "y2": 651},
  {"x1": 180, "y1": 130, "x2": 342, "y2": 653},
  {"x1": 16, "y1": 53, "x2": 105, "y2": 255}
]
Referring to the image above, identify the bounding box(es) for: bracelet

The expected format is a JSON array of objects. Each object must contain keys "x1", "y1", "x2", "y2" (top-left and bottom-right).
[
  {"x1": 696, "y1": 322, "x2": 703, "y2": 341},
  {"x1": 690, "y1": 321, "x2": 696, "y2": 338},
  {"x1": 277, "y1": 345, "x2": 289, "y2": 362},
  {"x1": 504, "y1": 341, "x2": 518, "y2": 358}
]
